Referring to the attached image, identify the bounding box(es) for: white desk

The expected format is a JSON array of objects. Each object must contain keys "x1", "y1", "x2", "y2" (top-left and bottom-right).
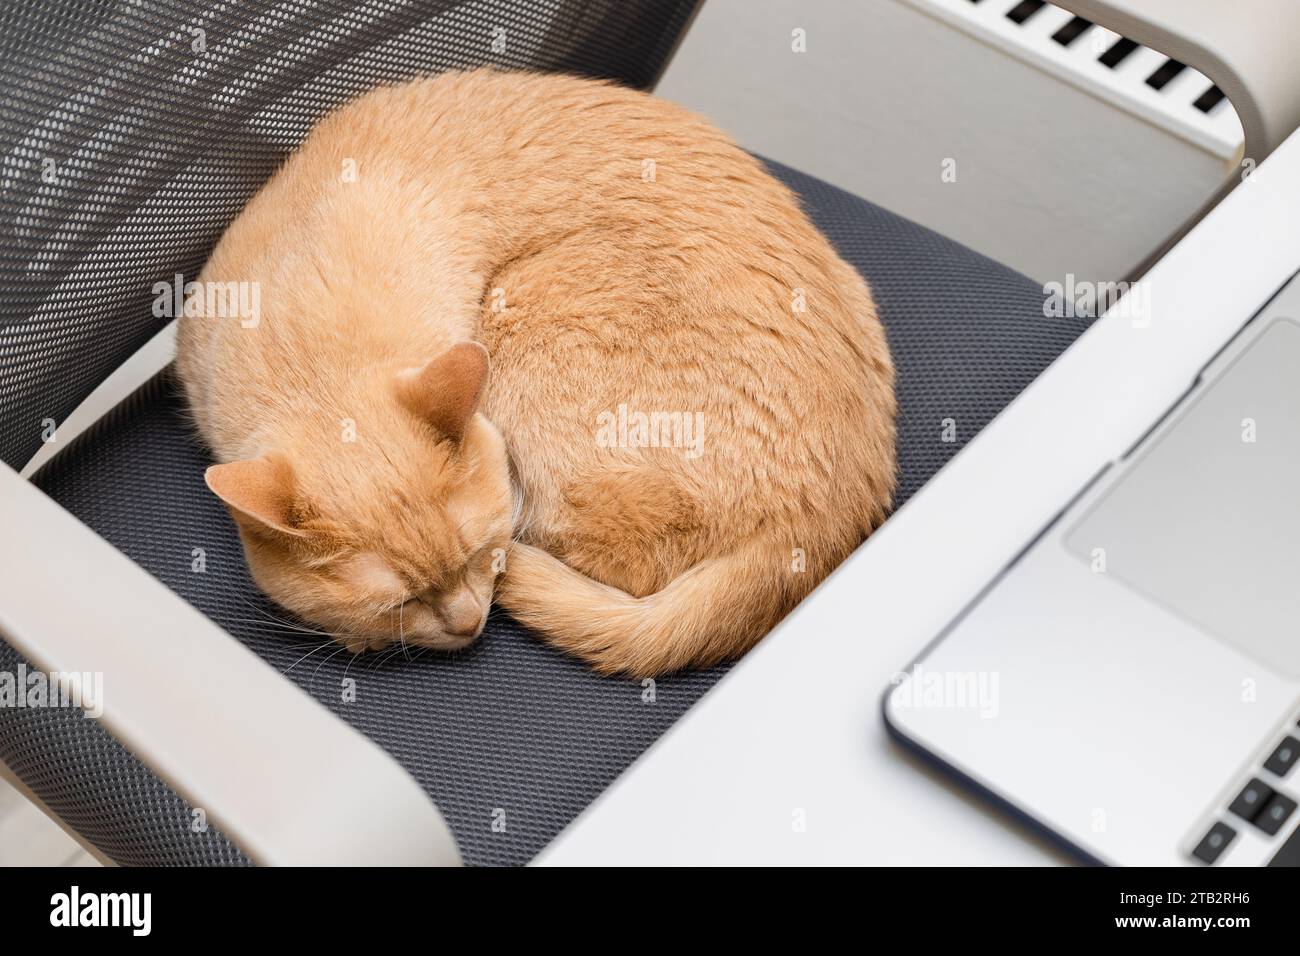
[{"x1": 539, "y1": 130, "x2": 1300, "y2": 865}]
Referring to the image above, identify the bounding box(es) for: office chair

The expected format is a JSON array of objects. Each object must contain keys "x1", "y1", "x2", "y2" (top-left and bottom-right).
[{"x1": 0, "y1": 0, "x2": 1283, "y2": 865}]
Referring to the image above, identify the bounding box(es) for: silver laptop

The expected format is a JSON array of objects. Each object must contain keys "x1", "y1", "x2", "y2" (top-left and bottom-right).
[{"x1": 885, "y1": 273, "x2": 1300, "y2": 866}]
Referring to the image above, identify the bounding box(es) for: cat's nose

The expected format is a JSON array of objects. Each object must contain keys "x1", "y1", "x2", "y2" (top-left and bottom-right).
[{"x1": 439, "y1": 588, "x2": 483, "y2": 637}]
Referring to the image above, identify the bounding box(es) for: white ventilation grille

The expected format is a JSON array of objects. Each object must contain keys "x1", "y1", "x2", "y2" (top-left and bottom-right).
[{"x1": 903, "y1": 0, "x2": 1244, "y2": 160}]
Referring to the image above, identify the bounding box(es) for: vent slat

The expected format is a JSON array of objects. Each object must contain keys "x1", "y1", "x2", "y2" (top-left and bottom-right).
[
  {"x1": 1146, "y1": 58, "x2": 1187, "y2": 91},
  {"x1": 1052, "y1": 16, "x2": 1092, "y2": 47},
  {"x1": 1099, "y1": 37, "x2": 1139, "y2": 69},
  {"x1": 1005, "y1": 1, "x2": 1046, "y2": 25},
  {"x1": 1193, "y1": 85, "x2": 1227, "y2": 114}
]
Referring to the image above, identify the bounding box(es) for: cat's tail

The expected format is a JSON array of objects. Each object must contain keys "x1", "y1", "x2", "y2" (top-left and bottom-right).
[{"x1": 495, "y1": 539, "x2": 793, "y2": 677}]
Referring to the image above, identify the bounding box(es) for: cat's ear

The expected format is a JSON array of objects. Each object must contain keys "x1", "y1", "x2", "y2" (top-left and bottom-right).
[
  {"x1": 396, "y1": 341, "x2": 489, "y2": 444},
  {"x1": 205, "y1": 456, "x2": 305, "y2": 539}
]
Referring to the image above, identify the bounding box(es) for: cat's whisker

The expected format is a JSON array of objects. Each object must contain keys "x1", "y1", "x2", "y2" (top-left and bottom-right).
[
  {"x1": 343, "y1": 642, "x2": 361, "y2": 683},
  {"x1": 226, "y1": 616, "x2": 331, "y2": 638},
  {"x1": 362, "y1": 640, "x2": 386, "y2": 673},
  {"x1": 281, "y1": 639, "x2": 337, "y2": 676},
  {"x1": 384, "y1": 602, "x2": 407, "y2": 663},
  {"x1": 398, "y1": 597, "x2": 411, "y2": 662},
  {"x1": 308, "y1": 642, "x2": 349, "y2": 693},
  {"x1": 278, "y1": 639, "x2": 344, "y2": 652},
  {"x1": 367, "y1": 642, "x2": 408, "y2": 673},
  {"x1": 236, "y1": 598, "x2": 331, "y2": 637}
]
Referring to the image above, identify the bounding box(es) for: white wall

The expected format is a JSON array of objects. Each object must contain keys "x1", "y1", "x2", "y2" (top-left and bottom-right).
[{"x1": 657, "y1": 0, "x2": 1233, "y2": 285}]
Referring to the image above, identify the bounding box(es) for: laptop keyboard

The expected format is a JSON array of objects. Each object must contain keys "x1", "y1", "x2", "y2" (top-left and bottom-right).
[{"x1": 1193, "y1": 718, "x2": 1300, "y2": 865}]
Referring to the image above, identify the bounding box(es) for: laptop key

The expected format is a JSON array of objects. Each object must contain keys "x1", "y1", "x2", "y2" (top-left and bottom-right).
[
  {"x1": 1192, "y1": 821, "x2": 1237, "y2": 864},
  {"x1": 1228, "y1": 778, "x2": 1276, "y2": 823},
  {"x1": 1264, "y1": 736, "x2": 1299, "y2": 778},
  {"x1": 1254, "y1": 793, "x2": 1297, "y2": 836}
]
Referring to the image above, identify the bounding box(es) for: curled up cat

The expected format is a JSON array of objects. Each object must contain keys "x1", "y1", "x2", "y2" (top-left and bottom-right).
[{"x1": 176, "y1": 69, "x2": 897, "y2": 677}]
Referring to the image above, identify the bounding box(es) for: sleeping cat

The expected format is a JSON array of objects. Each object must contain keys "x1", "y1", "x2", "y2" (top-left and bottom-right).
[{"x1": 177, "y1": 69, "x2": 896, "y2": 677}]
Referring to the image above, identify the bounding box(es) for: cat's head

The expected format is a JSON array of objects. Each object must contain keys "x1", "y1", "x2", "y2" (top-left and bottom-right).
[{"x1": 204, "y1": 342, "x2": 512, "y2": 653}]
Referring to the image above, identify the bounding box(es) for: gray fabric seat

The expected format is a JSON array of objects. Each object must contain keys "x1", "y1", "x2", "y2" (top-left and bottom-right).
[{"x1": 1, "y1": 157, "x2": 1091, "y2": 865}]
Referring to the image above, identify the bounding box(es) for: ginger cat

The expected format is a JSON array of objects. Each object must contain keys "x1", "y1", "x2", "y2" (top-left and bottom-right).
[{"x1": 177, "y1": 69, "x2": 896, "y2": 677}]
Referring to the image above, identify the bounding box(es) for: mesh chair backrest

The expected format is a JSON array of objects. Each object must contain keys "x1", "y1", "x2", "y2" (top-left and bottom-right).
[{"x1": 0, "y1": 0, "x2": 699, "y2": 469}]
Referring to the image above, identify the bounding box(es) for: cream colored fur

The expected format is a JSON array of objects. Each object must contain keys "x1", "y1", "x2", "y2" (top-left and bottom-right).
[{"x1": 177, "y1": 69, "x2": 896, "y2": 676}]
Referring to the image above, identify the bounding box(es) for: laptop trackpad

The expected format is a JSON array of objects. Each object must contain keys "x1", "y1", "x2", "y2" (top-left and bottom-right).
[{"x1": 1065, "y1": 318, "x2": 1300, "y2": 677}]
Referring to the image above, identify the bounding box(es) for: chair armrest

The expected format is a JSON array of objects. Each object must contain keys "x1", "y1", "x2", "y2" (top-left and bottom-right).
[
  {"x1": 1057, "y1": 0, "x2": 1300, "y2": 163},
  {"x1": 0, "y1": 462, "x2": 461, "y2": 866}
]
